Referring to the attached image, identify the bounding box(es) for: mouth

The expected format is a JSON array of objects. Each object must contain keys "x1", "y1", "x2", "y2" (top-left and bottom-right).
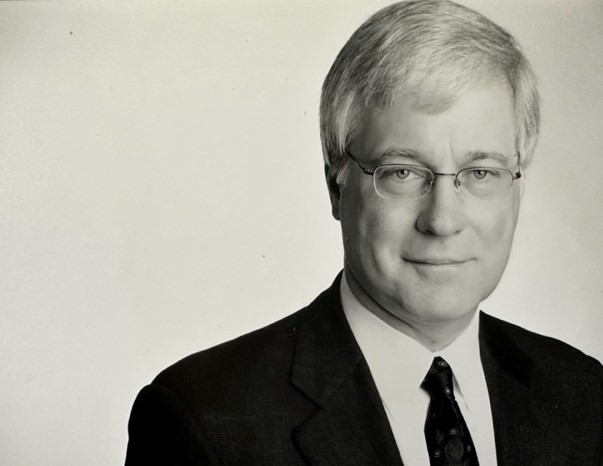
[{"x1": 405, "y1": 258, "x2": 472, "y2": 266}]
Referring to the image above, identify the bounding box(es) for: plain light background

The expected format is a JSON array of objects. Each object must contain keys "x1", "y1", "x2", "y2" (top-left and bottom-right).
[{"x1": 1, "y1": 1, "x2": 602, "y2": 465}]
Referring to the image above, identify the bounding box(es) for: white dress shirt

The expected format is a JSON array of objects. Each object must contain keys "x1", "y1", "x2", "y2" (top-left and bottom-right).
[{"x1": 340, "y1": 273, "x2": 498, "y2": 466}]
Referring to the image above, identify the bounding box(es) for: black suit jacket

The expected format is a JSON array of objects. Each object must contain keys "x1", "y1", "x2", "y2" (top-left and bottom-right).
[{"x1": 126, "y1": 276, "x2": 603, "y2": 465}]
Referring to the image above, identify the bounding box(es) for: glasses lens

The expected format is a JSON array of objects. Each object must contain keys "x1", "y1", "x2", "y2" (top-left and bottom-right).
[
  {"x1": 374, "y1": 165, "x2": 431, "y2": 198},
  {"x1": 457, "y1": 168, "x2": 513, "y2": 197}
]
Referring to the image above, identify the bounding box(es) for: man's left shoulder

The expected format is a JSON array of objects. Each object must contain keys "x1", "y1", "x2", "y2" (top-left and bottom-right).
[{"x1": 480, "y1": 312, "x2": 603, "y2": 378}]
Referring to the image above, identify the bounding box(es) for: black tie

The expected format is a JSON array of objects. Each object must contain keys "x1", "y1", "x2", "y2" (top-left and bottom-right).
[{"x1": 421, "y1": 357, "x2": 480, "y2": 466}]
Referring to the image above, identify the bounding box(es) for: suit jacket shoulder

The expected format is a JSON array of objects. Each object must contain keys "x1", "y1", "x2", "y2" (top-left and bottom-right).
[
  {"x1": 480, "y1": 311, "x2": 603, "y2": 390},
  {"x1": 154, "y1": 306, "x2": 304, "y2": 408},
  {"x1": 127, "y1": 297, "x2": 321, "y2": 466},
  {"x1": 479, "y1": 312, "x2": 603, "y2": 466},
  {"x1": 126, "y1": 277, "x2": 402, "y2": 465}
]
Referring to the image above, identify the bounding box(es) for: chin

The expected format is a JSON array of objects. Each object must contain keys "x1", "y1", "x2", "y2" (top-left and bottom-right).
[{"x1": 393, "y1": 292, "x2": 480, "y2": 325}]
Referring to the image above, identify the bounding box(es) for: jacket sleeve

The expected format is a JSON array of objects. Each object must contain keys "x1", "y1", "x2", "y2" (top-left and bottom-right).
[{"x1": 125, "y1": 383, "x2": 221, "y2": 466}]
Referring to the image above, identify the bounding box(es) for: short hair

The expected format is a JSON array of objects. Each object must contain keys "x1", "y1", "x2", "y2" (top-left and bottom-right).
[{"x1": 320, "y1": 0, "x2": 540, "y2": 188}]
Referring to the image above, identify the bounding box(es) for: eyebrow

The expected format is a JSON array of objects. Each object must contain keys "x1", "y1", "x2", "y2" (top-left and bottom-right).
[
  {"x1": 377, "y1": 148, "x2": 424, "y2": 164},
  {"x1": 465, "y1": 150, "x2": 514, "y2": 165},
  {"x1": 375, "y1": 147, "x2": 514, "y2": 166}
]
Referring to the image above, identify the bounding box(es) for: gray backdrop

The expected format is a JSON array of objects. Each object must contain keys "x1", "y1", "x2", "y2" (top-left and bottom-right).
[{"x1": 1, "y1": 1, "x2": 602, "y2": 464}]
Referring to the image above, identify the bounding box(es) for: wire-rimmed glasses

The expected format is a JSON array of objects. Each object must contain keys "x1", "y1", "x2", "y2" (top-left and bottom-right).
[{"x1": 347, "y1": 152, "x2": 522, "y2": 199}]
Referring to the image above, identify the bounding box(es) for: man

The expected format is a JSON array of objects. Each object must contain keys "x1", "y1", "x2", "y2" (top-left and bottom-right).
[{"x1": 126, "y1": 1, "x2": 603, "y2": 464}]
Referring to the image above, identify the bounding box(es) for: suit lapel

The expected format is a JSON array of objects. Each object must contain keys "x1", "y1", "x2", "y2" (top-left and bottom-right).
[
  {"x1": 479, "y1": 312, "x2": 571, "y2": 466},
  {"x1": 290, "y1": 276, "x2": 403, "y2": 466}
]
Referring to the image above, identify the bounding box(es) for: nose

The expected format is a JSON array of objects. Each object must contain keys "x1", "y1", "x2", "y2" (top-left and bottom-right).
[{"x1": 415, "y1": 175, "x2": 467, "y2": 236}]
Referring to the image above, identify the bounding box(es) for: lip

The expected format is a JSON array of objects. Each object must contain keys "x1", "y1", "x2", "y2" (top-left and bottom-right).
[{"x1": 405, "y1": 258, "x2": 472, "y2": 266}]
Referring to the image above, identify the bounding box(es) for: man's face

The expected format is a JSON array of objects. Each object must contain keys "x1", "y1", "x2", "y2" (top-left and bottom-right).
[{"x1": 333, "y1": 83, "x2": 520, "y2": 327}]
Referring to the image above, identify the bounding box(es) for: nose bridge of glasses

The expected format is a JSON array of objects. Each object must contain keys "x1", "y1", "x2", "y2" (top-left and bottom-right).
[{"x1": 430, "y1": 171, "x2": 462, "y2": 193}]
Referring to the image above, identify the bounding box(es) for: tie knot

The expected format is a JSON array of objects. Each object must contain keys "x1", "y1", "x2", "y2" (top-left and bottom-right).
[{"x1": 421, "y1": 357, "x2": 455, "y2": 399}]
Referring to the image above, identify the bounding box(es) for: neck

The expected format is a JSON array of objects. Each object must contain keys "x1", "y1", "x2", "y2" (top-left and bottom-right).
[{"x1": 344, "y1": 267, "x2": 476, "y2": 352}]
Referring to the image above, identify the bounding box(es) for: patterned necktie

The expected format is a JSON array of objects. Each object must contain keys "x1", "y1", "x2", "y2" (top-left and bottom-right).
[{"x1": 421, "y1": 357, "x2": 480, "y2": 466}]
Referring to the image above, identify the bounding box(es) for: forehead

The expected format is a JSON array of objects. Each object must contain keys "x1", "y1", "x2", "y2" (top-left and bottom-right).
[{"x1": 351, "y1": 83, "x2": 516, "y2": 165}]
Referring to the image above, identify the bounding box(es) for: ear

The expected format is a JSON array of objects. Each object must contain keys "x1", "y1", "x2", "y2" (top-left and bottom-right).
[{"x1": 324, "y1": 164, "x2": 341, "y2": 220}]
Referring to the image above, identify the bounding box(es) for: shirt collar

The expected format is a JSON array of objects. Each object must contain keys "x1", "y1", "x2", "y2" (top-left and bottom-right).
[{"x1": 340, "y1": 271, "x2": 481, "y2": 405}]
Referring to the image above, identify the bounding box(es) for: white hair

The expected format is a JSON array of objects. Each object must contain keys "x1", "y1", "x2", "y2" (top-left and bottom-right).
[{"x1": 320, "y1": 0, "x2": 540, "y2": 189}]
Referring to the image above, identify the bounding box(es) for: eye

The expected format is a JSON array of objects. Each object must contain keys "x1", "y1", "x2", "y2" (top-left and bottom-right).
[
  {"x1": 469, "y1": 168, "x2": 498, "y2": 180},
  {"x1": 376, "y1": 165, "x2": 427, "y2": 186},
  {"x1": 390, "y1": 166, "x2": 425, "y2": 180},
  {"x1": 393, "y1": 168, "x2": 414, "y2": 180}
]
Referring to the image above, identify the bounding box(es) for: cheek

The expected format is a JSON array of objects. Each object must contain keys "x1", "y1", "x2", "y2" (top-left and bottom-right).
[
  {"x1": 340, "y1": 188, "x2": 377, "y2": 255},
  {"x1": 340, "y1": 183, "x2": 390, "y2": 255},
  {"x1": 341, "y1": 193, "x2": 417, "y2": 276},
  {"x1": 476, "y1": 195, "x2": 520, "y2": 259}
]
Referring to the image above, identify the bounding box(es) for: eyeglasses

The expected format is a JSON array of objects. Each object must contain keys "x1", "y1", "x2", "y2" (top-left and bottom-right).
[{"x1": 347, "y1": 152, "x2": 522, "y2": 200}]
